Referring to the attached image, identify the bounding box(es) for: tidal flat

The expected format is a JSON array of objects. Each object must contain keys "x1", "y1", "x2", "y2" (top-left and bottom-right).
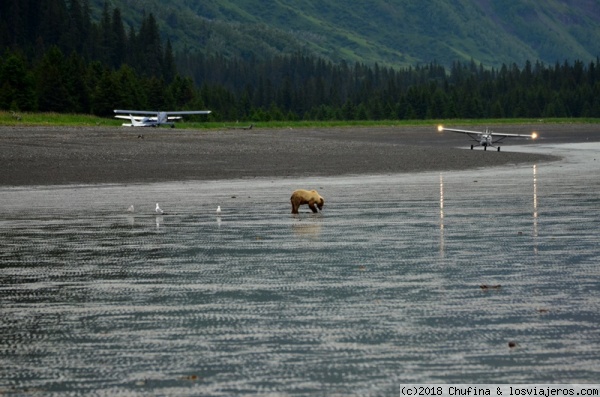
[{"x1": 1, "y1": 138, "x2": 599, "y2": 395}]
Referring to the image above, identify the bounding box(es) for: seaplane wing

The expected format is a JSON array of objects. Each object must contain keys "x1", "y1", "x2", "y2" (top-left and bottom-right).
[
  {"x1": 114, "y1": 115, "x2": 150, "y2": 121},
  {"x1": 114, "y1": 115, "x2": 182, "y2": 121},
  {"x1": 439, "y1": 126, "x2": 534, "y2": 138},
  {"x1": 114, "y1": 109, "x2": 211, "y2": 127},
  {"x1": 437, "y1": 125, "x2": 538, "y2": 151}
]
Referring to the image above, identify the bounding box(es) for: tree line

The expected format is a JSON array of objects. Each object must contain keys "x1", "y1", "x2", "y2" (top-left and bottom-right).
[{"x1": 1, "y1": 0, "x2": 600, "y2": 121}]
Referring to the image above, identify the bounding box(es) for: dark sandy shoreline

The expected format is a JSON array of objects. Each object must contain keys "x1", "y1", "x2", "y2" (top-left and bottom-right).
[{"x1": 0, "y1": 123, "x2": 597, "y2": 186}]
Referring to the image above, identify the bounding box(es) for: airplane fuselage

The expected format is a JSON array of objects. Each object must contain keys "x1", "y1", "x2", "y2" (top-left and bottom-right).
[
  {"x1": 480, "y1": 134, "x2": 492, "y2": 147},
  {"x1": 114, "y1": 109, "x2": 211, "y2": 128}
]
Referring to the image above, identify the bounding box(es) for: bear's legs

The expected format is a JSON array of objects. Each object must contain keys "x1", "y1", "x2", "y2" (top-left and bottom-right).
[
  {"x1": 308, "y1": 200, "x2": 319, "y2": 213},
  {"x1": 291, "y1": 199, "x2": 300, "y2": 214}
]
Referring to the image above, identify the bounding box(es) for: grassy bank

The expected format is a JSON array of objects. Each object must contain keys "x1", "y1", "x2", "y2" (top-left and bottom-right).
[
  {"x1": 0, "y1": 111, "x2": 121, "y2": 127},
  {"x1": 1, "y1": 111, "x2": 598, "y2": 129}
]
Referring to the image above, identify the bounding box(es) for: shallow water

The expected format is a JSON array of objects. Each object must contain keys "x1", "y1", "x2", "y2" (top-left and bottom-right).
[{"x1": 1, "y1": 143, "x2": 600, "y2": 396}]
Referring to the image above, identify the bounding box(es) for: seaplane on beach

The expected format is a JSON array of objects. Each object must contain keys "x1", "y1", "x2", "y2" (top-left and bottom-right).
[
  {"x1": 437, "y1": 125, "x2": 538, "y2": 151},
  {"x1": 114, "y1": 109, "x2": 211, "y2": 128}
]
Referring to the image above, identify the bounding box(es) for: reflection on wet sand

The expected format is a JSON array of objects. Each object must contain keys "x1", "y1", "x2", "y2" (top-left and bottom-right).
[
  {"x1": 533, "y1": 164, "x2": 539, "y2": 255},
  {"x1": 439, "y1": 173, "x2": 445, "y2": 258},
  {"x1": 291, "y1": 218, "x2": 322, "y2": 239}
]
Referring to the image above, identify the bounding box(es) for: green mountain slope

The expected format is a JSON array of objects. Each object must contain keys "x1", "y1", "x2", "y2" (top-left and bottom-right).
[{"x1": 92, "y1": 0, "x2": 600, "y2": 67}]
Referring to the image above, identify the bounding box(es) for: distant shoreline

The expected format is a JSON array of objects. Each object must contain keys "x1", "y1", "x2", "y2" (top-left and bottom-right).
[{"x1": 1, "y1": 124, "x2": 597, "y2": 187}]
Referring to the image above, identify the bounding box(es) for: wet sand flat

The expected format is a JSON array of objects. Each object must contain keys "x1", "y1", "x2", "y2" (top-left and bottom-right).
[
  {"x1": 2, "y1": 123, "x2": 596, "y2": 186},
  {"x1": 1, "y1": 142, "x2": 600, "y2": 393}
]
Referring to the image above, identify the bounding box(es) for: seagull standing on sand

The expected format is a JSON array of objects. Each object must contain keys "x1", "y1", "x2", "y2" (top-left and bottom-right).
[
  {"x1": 156, "y1": 203, "x2": 163, "y2": 214},
  {"x1": 216, "y1": 206, "x2": 222, "y2": 215}
]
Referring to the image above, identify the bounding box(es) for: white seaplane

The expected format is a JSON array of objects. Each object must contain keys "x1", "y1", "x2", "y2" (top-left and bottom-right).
[
  {"x1": 114, "y1": 109, "x2": 211, "y2": 127},
  {"x1": 437, "y1": 125, "x2": 538, "y2": 151}
]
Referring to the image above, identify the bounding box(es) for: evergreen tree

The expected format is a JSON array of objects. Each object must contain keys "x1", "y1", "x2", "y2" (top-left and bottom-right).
[
  {"x1": 91, "y1": 67, "x2": 119, "y2": 116},
  {"x1": 110, "y1": 8, "x2": 127, "y2": 68},
  {"x1": 64, "y1": 52, "x2": 91, "y2": 113},
  {"x1": 63, "y1": 0, "x2": 85, "y2": 54},
  {"x1": 114, "y1": 64, "x2": 146, "y2": 109},
  {"x1": 169, "y1": 75, "x2": 196, "y2": 108},
  {"x1": 163, "y1": 39, "x2": 176, "y2": 83},
  {"x1": 137, "y1": 13, "x2": 163, "y2": 78},
  {"x1": 0, "y1": 50, "x2": 37, "y2": 110},
  {"x1": 80, "y1": 0, "x2": 93, "y2": 59},
  {"x1": 97, "y1": 1, "x2": 111, "y2": 65},
  {"x1": 144, "y1": 77, "x2": 172, "y2": 110},
  {"x1": 36, "y1": 46, "x2": 70, "y2": 112},
  {"x1": 38, "y1": 0, "x2": 68, "y2": 51}
]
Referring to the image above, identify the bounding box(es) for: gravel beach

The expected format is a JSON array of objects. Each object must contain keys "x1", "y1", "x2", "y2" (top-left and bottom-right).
[{"x1": 0, "y1": 123, "x2": 597, "y2": 186}]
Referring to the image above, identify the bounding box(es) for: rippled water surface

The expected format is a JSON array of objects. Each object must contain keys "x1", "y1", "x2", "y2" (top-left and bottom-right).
[{"x1": 1, "y1": 143, "x2": 600, "y2": 396}]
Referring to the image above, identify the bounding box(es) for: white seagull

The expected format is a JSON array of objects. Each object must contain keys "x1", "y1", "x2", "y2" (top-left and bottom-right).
[
  {"x1": 127, "y1": 205, "x2": 135, "y2": 213},
  {"x1": 216, "y1": 205, "x2": 222, "y2": 215},
  {"x1": 155, "y1": 203, "x2": 164, "y2": 214}
]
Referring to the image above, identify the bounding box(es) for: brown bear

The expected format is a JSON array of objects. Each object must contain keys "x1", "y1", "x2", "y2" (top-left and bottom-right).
[{"x1": 290, "y1": 189, "x2": 324, "y2": 214}]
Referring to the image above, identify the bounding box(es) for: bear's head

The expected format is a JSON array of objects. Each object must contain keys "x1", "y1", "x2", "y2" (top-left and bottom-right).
[{"x1": 316, "y1": 195, "x2": 324, "y2": 210}]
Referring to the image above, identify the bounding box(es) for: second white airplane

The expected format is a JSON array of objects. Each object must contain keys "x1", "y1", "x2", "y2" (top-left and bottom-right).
[
  {"x1": 437, "y1": 125, "x2": 538, "y2": 151},
  {"x1": 114, "y1": 109, "x2": 211, "y2": 128}
]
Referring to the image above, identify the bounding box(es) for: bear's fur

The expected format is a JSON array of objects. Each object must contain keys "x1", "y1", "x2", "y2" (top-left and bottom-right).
[{"x1": 290, "y1": 189, "x2": 324, "y2": 214}]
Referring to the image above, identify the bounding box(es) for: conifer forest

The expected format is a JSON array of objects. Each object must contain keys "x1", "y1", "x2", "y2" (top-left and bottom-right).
[{"x1": 1, "y1": 0, "x2": 600, "y2": 121}]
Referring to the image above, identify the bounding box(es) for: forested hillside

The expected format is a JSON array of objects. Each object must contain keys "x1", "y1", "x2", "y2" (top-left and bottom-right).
[
  {"x1": 87, "y1": 0, "x2": 600, "y2": 68},
  {"x1": 1, "y1": 0, "x2": 600, "y2": 121}
]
